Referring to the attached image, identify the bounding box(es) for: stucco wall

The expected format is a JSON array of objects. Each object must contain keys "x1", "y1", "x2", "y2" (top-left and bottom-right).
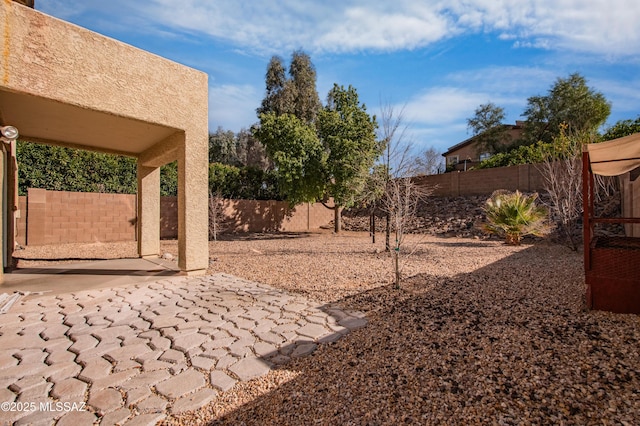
[
  {"x1": 1, "y1": 2, "x2": 207, "y2": 138},
  {"x1": 2, "y1": 2, "x2": 210, "y2": 273}
]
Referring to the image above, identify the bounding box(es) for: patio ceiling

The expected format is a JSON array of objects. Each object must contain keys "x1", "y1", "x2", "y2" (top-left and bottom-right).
[{"x1": 0, "y1": 89, "x2": 178, "y2": 157}]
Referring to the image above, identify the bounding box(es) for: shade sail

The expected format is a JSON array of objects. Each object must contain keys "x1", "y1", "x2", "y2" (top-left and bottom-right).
[{"x1": 586, "y1": 132, "x2": 640, "y2": 176}]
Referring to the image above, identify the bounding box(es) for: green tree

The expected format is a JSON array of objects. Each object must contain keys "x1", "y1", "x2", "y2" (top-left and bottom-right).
[
  {"x1": 160, "y1": 161, "x2": 178, "y2": 196},
  {"x1": 602, "y1": 116, "x2": 640, "y2": 141},
  {"x1": 17, "y1": 142, "x2": 179, "y2": 196},
  {"x1": 209, "y1": 163, "x2": 280, "y2": 200},
  {"x1": 208, "y1": 127, "x2": 239, "y2": 165},
  {"x1": 256, "y1": 50, "x2": 321, "y2": 126},
  {"x1": 289, "y1": 50, "x2": 322, "y2": 124},
  {"x1": 237, "y1": 128, "x2": 270, "y2": 170},
  {"x1": 16, "y1": 142, "x2": 137, "y2": 195},
  {"x1": 253, "y1": 113, "x2": 326, "y2": 205},
  {"x1": 254, "y1": 53, "x2": 380, "y2": 231},
  {"x1": 257, "y1": 56, "x2": 292, "y2": 118},
  {"x1": 521, "y1": 73, "x2": 611, "y2": 145},
  {"x1": 467, "y1": 102, "x2": 509, "y2": 155},
  {"x1": 318, "y1": 84, "x2": 380, "y2": 232}
]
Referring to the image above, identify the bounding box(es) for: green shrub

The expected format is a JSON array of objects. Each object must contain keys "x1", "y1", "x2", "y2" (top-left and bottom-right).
[
  {"x1": 483, "y1": 190, "x2": 550, "y2": 245},
  {"x1": 476, "y1": 141, "x2": 552, "y2": 169},
  {"x1": 208, "y1": 163, "x2": 281, "y2": 200}
]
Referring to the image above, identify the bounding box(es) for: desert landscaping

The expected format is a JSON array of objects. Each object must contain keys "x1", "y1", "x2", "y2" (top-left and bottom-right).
[
  {"x1": 165, "y1": 232, "x2": 639, "y2": 425},
  {"x1": 14, "y1": 229, "x2": 640, "y2": 425}
]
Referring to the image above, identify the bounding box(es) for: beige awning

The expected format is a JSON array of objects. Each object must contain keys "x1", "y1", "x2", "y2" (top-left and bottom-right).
[{"x1": 586, "y1": 132, "x2": 640, "y2": 176}]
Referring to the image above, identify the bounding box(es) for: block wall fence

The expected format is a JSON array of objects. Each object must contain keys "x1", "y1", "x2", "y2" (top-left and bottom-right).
[
  {"x1": 16, "y1": 189, "x2": 335, "y2": 246},
  {"x1": 413, "y1": 163, "x2": 547, "y2": 197},
  {"x1": 15, "y1": 163, "x2": 548, "y2": 246}
]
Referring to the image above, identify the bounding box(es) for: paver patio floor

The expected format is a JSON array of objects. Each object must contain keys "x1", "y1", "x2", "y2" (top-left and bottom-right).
[{"x1": 0, "y1": 272, "x2": 366, "y2": 425}]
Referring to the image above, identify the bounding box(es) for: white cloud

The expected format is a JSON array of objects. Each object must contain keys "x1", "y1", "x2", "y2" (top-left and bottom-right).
[
  {"x1": 40, "y1": 0, "x2": 640, "y2": 57},
  {"x1": 444, "y1": 66, "x2": 557, "y2": 99},
  {"x1": 403, "y1": 87, "x2": 487, "y2": 126},
  {"x1": 208, "y1": 84, "x2": 261, "y2": 131},
  {"x1": 395, "y1": 66, "x2": 560, "y2": 151},
  {"x1": 317, "y1": 4, "x2": 455, "y2": 52},
  {"x1": 446, "y1": 0, "x2": 640, "y2": 56},
  {"x1": 123, "y1": 0, "x2": 640, "y2": 57}
]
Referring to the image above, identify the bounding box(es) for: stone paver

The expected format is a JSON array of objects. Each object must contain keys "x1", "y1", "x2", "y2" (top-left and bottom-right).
[
  {"x1": 88, "y1": 387, "x2": 124, "y2": 413},
  {"x1": 136, "y1": 394, "x2": 168, "y2": 413},
  {"x1": 171, "y1": 388, "x2": 218, "y2": 414},
  {"x1": 45, "y1": 362, "x2": 81, "y2": 382},
  {"x1": 50, "y1": 377, "x2": 87, "y2": 400},
  {"x1": 155, "y1": 369, "x2": 205, "y2": 399},
  {"x1": 100, "y1": 407, "x2": 132, "y2": 425},
  {"x1": 103, "y1": 343, "x2": 152, "y2": 363},
  {"x1": 68, "y1": 334, "x2": 99, "y2": 354},
  {"x1": 78, "y1": 356, "x2": 113, "y2": 382},
  {"x1": 209, "y1": 370, "x2": 237, "y2": 392},
  {"x1": 190, "y1": 355, "x2": 217, "y2": 370},
  {"x1": 56, "y1": 410, "x2": 98, "y2": 426},
  {"x1": 0, "y1": 272, "x2": 366, "y2": 423},
  {"x1": 297, "y1": 323, "x2": 332, "y2": 340},
  {"x1": 228, "y1": 357, "x2": 272, "y2": 382},
  {"x1": 172, "y1": 332, "x2": 209, "y2": 352}
]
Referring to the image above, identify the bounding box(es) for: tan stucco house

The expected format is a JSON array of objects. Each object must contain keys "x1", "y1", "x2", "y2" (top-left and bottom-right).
[
  {"x1": 0, "y1": 1, "x2": 209, "y2": 281},
  {"x1": 443, "y1": 121, "x2": 525, "y2": 171}
]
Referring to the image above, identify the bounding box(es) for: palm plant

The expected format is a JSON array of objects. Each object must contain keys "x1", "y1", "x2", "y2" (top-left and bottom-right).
[{"x1": 483, "y1": 190, "x2": 550, "y2": 245}]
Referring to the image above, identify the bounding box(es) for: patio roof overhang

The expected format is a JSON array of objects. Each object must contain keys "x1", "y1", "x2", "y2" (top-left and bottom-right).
[{"x1": 0, "y1": 89, "x2": 178, "y2": 157}]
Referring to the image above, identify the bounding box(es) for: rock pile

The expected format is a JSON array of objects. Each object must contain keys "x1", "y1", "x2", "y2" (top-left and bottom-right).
[
  {"x1": 342, "y1": 195, "x2": 492, "y2": 238},
  {"x1": 341, "y1": 191, "x2": 623, "y2": 240}
]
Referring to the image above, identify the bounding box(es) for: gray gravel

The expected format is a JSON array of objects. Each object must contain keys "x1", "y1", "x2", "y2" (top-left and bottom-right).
[{"x1": 158, "y1": 232, "x2": 640, "y2": 425}]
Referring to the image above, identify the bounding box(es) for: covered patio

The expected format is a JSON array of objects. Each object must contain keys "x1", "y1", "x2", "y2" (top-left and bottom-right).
[
  {"x1": 0, "y1": 1, "x2": 209, "y2": 282},
  {"x1": 583, "y1": 132, "x2": 640, "y2": 313}
]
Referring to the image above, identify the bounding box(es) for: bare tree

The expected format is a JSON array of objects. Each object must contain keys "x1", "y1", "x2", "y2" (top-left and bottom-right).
[
  {"x1": 412, "y1": 146, "x2": 444, "y2": 175},
  {"x1": 209, "y1": 190, "x2": 227, "y2": 241},
  {"x1": 376, "y1": 100, "x2": 434, "y2": 288},
  {"x1": 382, "y1": 176, "x2": 432, "y2": 288},
  {"x1": 537, "y1": 126, "x2": 592, "y2": 251}
]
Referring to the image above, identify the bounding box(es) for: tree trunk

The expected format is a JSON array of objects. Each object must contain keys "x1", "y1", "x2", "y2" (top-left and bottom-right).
[
  {"x1": 385, "y1": 214, "x2": 390, "y2": 251},
  {"x1": 334, "y1": 205, "x2": 342, "y2": 233},
  {"x1": 370, "y1": 213, "x2": 376, "y2": 243},
  {"x1": 394, "y1": 249, "x2": 400, "y2": 289}
]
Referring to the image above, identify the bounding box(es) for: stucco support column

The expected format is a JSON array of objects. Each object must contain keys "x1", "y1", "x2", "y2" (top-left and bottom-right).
[
  {"x1": 178, "y1": 132, "x2": 208, "y2": 275},
  {"x1": 137, "y1": 164, "x2": 160, "y2": 258}
]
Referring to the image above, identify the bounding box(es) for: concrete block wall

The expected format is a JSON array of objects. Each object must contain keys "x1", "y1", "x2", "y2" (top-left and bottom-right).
[
  {"x1": 161, "y1": 198, "x2": 335, "y2": 238},
  {"x1": 414, "y1": 163, "x2": 547, "y2": 197},
  {"x1": 17, "y1": 189, "x2": 336, "y2": 245},
  {"x1": 21, "y1": 188, "x2": 137, "y2": 246}
]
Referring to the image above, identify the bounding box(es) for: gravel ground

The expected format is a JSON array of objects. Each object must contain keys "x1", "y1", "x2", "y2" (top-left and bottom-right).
[{"x1": 14, "y1": 232, "x2": 640, "y2": 425}]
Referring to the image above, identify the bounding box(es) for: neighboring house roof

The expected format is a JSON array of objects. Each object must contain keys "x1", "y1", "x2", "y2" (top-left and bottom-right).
[
  {"x1": 442, "y1": 121, "x2": 525, "y2": 157},
  {"x1": 442, "y1": 134, "x2": 481, "y2": 157}
]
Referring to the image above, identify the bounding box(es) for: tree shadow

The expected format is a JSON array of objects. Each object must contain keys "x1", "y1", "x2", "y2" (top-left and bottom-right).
[
  {"x1": 213, "y1": 232, "x2": 317, "y2": 242},
  {"x1": 222, "y1": 200, "x2": 295, "y2": 234},
  {"x1": 187, "y1": 243, "x2": 640, "y2": 425}
]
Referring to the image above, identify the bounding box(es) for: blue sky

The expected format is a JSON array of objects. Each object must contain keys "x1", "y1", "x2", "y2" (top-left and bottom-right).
[{"x1": 38, "y1": 0, "x2": 640, "y2": 154}]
